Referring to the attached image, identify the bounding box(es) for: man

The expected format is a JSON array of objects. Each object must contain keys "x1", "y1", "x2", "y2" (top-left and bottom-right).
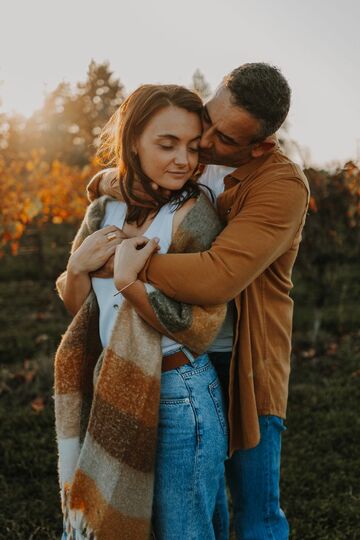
[{"x1": 87, "y1": 63, "x2": 310, "y2": 540}]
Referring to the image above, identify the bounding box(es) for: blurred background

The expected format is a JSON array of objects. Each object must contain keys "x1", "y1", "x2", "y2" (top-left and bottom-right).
[{"x1": 0, "y1": 1, "x2": 359, "y2": 539}]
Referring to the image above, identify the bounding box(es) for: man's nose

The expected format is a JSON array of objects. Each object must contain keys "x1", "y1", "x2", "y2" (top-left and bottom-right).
[{"x1": 200, "y1": 127, "x2": 214, "y2": 149}]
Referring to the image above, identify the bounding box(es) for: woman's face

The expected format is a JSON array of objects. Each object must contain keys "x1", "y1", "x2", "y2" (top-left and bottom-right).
[{"x1": 135, "y1": 105, "x2": 202, "y2": 191}]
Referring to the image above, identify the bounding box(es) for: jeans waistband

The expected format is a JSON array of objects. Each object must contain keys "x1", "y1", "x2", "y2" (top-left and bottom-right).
[{"x1": 163, "y1": 346, "x2": 199, "y2": 367}]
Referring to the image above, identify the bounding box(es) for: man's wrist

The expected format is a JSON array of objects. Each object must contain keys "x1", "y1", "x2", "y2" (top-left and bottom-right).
[{"x1": 67, "y1": 259, "x2": 88, "y2": 277}]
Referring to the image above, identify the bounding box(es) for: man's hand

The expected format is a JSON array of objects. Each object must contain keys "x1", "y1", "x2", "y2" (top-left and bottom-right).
[
  {"x1": 113, "y1": 236, "x2": 160, "y2": 291},
  {"x1": 89, "y1": 254, "x2": 115, "y2": 278},
  {"x1": 89, "y1": 227, "x2": 127, "y2": 278}
]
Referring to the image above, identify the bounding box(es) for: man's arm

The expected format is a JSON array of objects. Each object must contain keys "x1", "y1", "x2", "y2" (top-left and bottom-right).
[{"x1": 139, "y1": 178, "x2": 309, "y2": 305}]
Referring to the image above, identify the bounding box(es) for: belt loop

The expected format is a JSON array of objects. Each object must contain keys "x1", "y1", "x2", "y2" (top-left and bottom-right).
[{"x1": 181, "y1": 347, "x2": 196, "y2": 366}]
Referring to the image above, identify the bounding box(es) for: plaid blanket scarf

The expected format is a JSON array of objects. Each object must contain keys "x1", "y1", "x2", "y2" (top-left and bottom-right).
[{"x1": 54, "y1": 192, "x2": 226, "y2": 539}]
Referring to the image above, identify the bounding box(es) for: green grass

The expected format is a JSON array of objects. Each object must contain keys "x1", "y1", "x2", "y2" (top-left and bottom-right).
[
  {"x1": 0, "y1": 277, "x2": 68, "y2": 539},
  {"x1": 0, "y1": 354, "x2": 62, "y2": 539},
  {"x1": 0, "y1": 280, "x2": 71, "y2": 364},
  {"x1": 0, "y1": 273, "x2": 359, "y2": 539},
  {"x1": 281, "y1": 334, "x2": 360, "y2": 540}
]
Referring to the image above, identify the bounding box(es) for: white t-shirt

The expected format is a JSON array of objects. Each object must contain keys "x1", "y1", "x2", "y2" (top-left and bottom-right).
[
  {"x1": 91, "y1": 199, "x2": 181, "y2": 354},
  {"x1": 198, "y1": 164, "x2": 237, "y2": 200}
]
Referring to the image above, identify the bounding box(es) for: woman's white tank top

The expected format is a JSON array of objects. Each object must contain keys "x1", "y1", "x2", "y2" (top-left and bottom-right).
[{"x1": 91, "y1": 200, "x2": 181, "y2": 354}]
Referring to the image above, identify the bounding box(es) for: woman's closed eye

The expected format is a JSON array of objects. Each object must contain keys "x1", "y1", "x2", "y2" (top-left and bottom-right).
[
  {"x1": 159, "y1": 144, "x2": 199, "y2": 153},
  {"x1": 159, "y1": 144, "x2": 174, "y2": 150}
]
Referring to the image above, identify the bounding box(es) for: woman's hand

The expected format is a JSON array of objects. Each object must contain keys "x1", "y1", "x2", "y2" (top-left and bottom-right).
[
  {"x1": 113, "y1": 236, "x2": 160, "y2": 290},
  {"x1": 68, "y1": 225, "x2": 127, "y2": 275}
]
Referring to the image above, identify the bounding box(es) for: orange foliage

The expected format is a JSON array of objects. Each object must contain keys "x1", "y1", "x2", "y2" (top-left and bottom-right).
[
  {"x1": 0, "y1": 150, "x2": 99, "y2": 255},
  {"x1": 343, "y1": 161, "x2": 360, "y2": 227},
  {"x1": 305, "y1": 161, "x2": 360, "y2": 226}
]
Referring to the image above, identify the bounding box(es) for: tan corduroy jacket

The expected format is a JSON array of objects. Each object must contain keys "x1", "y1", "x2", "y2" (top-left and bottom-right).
[{"x1": 88, "y1": 146, "x2": 310, "y2": 455}]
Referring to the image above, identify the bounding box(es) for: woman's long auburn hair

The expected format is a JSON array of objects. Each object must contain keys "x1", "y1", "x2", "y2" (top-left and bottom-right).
[{"x1": 97, "y1": 84, "x2": 204, "y2": 226}]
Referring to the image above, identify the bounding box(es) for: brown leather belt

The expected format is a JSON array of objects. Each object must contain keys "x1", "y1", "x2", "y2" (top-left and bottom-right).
[{"x1": 162, "y1": 350, "x2": 191, "y2": 372}]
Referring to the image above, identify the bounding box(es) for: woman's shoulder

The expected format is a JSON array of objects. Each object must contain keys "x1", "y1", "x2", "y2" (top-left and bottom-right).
[
  {"x1": 172, "y1": 192, "x2": 219, "y2": 236},
  {"x1": 170, "y1": 192, "x2": 223, "y2": 252},
  {"x1": 172, "y1": 197, "x2": 197, "y2": 235},
  {"x1": 84, "y1": 195, "x2": 124, "y2": 231}
]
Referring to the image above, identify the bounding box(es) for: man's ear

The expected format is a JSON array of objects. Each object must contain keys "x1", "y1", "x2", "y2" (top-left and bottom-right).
[{"x1": 251, "y1": 135, "x2": 276, "y2": 158}]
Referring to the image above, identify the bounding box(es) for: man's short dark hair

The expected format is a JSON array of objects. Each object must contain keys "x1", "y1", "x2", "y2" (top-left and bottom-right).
[{"x1": 224, "y1": 63, "x2": 291, "y2": 142}]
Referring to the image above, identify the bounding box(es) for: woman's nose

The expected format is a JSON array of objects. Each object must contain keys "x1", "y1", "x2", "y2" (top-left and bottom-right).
[{"x1": 174, "y1": 148, "x2": 189, "y2": 166}]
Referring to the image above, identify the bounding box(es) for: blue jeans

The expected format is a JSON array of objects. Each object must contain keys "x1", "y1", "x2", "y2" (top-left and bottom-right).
[
  {"x1": 62, "y1": 350, "x2": 228, "y2": 540},
  {"x1": 210, "y1": 351, "x2": 289, "y2": 540},
  {"x1": 152, "y1": 349, "x2": 229, "y2": 539}
]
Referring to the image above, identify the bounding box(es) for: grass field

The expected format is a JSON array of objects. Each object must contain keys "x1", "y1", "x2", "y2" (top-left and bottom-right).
[{"x1": 0, "y1": 279, "x2": 359, "y2": 539}]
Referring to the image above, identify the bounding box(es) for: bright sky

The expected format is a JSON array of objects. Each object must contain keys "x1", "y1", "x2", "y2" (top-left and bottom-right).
[{"x1": 1, "y1": 0, "x2": 359, "y2": 167}]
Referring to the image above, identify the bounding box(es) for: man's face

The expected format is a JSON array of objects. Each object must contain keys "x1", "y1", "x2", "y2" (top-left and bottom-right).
[{"x1": 199, "y1": 85, "x2": 263, "y2": 167}]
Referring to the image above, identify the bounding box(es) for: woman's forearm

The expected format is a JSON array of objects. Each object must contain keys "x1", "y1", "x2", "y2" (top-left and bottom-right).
[
  {"x1": 62, "y1": 265, "x2": 92, "y2": 316},
  {"x1": 121, "y1": 281, "x2": 172, "y2": 336}
]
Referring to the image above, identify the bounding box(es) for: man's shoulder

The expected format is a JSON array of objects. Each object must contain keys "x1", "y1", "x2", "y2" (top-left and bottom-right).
[{"x1": 257, "y1": 149, "x2": 310, "y2": 193}]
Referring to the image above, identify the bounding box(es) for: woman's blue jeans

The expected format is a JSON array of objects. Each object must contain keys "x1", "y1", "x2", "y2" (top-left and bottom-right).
[
  {"x1": 151, "y1": 349, "x2": 229, "y2": 539},
  {"x1": 61, "y1": 350, "x2": 229, "y2": 540}
]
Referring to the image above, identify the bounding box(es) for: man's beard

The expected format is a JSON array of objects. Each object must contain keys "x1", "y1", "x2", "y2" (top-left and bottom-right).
[
  {"x1": 198, "y1": 149, "x2": 222, "y2": 165},
  {"x1": 199, "y1": 148, "x2": 252, "y2": 168},
  {"x1": 199, "y1": 149, "x2": 234, "y2": 166}
]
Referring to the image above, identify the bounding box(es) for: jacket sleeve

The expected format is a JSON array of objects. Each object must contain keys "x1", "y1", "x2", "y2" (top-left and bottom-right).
[
  {"x1": 55, "y1": 199, "x2": 103, "y2": 300},
  {"x1": 86, "y1": 168, "x2": 121, "y2": 202},
  {"x1": 139, "y1": 178, "x2": 309, "y2": 305}
]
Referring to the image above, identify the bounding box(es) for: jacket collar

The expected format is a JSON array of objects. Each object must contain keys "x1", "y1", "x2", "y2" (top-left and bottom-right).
[{"x1": 223, "y1": 137, "x2": 281, "y2": 186}]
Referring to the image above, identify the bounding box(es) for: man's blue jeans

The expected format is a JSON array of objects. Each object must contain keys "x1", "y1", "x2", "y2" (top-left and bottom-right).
[{"x1": 210, "y1": 351, "x2": 289, "y2": 540}]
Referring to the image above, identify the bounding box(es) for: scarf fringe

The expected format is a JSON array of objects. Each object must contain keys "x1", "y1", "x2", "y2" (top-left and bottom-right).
[{"x1": 62, "y1": 483, "x2": 96, "y2": 540}]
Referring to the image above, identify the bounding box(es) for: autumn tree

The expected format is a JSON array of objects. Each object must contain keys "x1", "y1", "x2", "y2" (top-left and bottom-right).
[
  {"x1": 0, "y1": 61, "x2": 126, "y2": 256},
  {"x1": 294, "y1": 162, "x2": 360, "y2": 341},
  {"x1": 0, "y1": 150, "x2": 98, "y2": 255},
  {"x1": 191, "y1": 69, "x2": 211, "y2": 100},
  {"x1": 21, "y1": 61, "x2": 125, "y2": 166}
]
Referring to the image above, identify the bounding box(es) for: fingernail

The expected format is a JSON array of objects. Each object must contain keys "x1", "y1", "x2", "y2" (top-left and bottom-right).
[{"x1": 153, "y1": 237, "x2": 160, "y2": 243}]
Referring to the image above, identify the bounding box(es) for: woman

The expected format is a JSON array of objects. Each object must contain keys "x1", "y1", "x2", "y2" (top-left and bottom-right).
[{"x1": 55, "y1": 85, "x2": 229, "y2": 540}]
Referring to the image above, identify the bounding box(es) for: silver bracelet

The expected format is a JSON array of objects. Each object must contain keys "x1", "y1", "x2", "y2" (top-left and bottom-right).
[{"x1": 113, "y1": 279, "x2": 137, "y2": 296}]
